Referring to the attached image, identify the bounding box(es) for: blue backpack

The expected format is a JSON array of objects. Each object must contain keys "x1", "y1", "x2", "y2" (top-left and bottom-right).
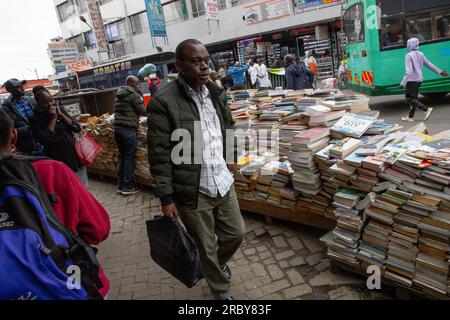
[{"x1": 0, "y1": 156, "x2": 103, "y2": 300}]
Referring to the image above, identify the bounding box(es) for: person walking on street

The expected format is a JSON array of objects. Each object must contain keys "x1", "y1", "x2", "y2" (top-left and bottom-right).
[
  {"x1": 1, "y1": 78, "x2": 41, "y2": 155},
  {"x1": 30, "y1": 86, "x2": 89, "y2": 186},
  {"x1": 257, "y1": 58, "x2": 272, "y2": 89},
  {"x1": 247, "y1": 59, "x2": 260, "y2": 89},
  {"x1": 284, "y1": 54, "x2": 314, "y2": 90},
  {"x1": 147, "y1": 39, "x2": 245, "y2": 300},
  {"x1": 114, "y1": 75, "x2": 147, "y2": 195},
  {"x1": 305, "y1": 50, "x2": 318, "y2": 89},
  {"x1": 400, "y1": 38, "x2": 449, "y2": 122},
  {"x1": 228, "y1": 62, "x2": 248, "y2": 90}
]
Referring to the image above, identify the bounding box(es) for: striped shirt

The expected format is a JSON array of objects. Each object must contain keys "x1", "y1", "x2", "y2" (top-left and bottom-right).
[{"x1": 189, "y1": 85, "x2": 234, "y2": 198}]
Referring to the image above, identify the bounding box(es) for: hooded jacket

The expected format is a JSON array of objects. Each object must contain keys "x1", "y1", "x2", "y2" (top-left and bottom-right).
[
  {"x1": 113, "y1": 85, "x2": 147, "y2": 129},
  {"x1": 285, "y1": 61, "x2": 314, "y2": 90},
  {"x1": 401, "y1": 38, "x2": 442, "y2": 86}
]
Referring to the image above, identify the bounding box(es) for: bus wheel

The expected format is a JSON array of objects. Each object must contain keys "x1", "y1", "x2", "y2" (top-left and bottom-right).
[{"x1": 422, "y1": 92, "x2": 448, "y2": 99}]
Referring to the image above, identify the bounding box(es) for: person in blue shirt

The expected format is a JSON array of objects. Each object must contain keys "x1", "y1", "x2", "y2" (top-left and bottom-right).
[
  {"x1": 227, "y1": 62, "x2": 248, "y2": 90},
  {"x1": 1, "y1": 79, "x2": 42, "y2": 155}
]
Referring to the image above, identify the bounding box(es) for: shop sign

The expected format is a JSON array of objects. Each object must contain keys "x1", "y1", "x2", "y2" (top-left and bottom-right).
[
  {"x1": 205, "y1": 0, "x2": 219, "y2": 21},
  {"x1": 67, "y1": 59, "x2": 93, "y2": 73},
  {"x1": 87, "y1": 0, "x2": 108, "y2": 50},
  {"x1": 93, "y1": 61, "x2": 132, "y2": 76},
  {"x1": 63, "y1": 103, "x2": 81, "y2": 118},
  {"x1": 244, "y1": 0, "x2": 291, "y2": 25},
  {"x1": 293, "y1": 0, "x2": 340, "y2": 14},
  {"x1": 145, "y1": 0, "x2": 167, "y2": 37}
]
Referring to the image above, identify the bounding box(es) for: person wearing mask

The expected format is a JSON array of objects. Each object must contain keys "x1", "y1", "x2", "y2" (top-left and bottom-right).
[
  {"x1": 1, "y1": 79, "x2": 41, "y2": 155},
  {"x1": 284, "y1": 54, "x2": 314, "y2": 90},
  {"x1": 29, "y1": 86, "x2": 88, "y2": 186},
  {"x1": 256, "y1": 58, "x2": 272, "y2": 89},
  {"x1": 400, "y1": 38, "x2": 449, "y2": 122},
  {"x1": 228, "y1": 62, "x2": 248, "y2": 90},
  {"x1": 114, "y1": 75, "x2": 147, "y2": 195},
  {"x1": 0, "y1": 109, "x2": 111, "y2": 299},
  {"x1": 147, "y1": 39, "x2": 244, "y2": 300}
]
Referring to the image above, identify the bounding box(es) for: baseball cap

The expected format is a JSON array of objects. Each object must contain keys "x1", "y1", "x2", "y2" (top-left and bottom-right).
[{"x1": 3, "y1": 79, "x2": 27, "y2": 92}]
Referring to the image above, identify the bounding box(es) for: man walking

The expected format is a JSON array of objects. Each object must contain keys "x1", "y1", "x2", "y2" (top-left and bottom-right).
[
  {"x1": 247, "y1": 59, "x2": 260, "y2": 89},
  {"x1": 147, "y1": 39, "x2": 245, "y2": 300},
  {"x1": 1, "y1": 78, "x2": 41, "y2": 155},
  {"x1": 400, "y1": 38, "x2": 449, "y2": 122},
  {"x1": 114, "y1": 75, "x2": 147, "y2": 195}
]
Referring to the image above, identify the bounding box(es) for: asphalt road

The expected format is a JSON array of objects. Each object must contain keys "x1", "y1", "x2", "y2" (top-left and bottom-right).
[{"x1": 370, "y1": 93, "x2": 450, "y2": 135}]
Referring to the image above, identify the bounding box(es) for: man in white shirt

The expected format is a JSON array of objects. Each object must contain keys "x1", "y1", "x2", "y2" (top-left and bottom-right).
[{"x1": 247, "y1": 59, "x2": 260, "y2": 89}]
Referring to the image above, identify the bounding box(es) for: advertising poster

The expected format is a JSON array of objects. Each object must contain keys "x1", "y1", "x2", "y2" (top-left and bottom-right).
[
  {"x1": 244, "y1": 0, "x2": 291, "y2": 25},
  {"x1": 205, "y1": 0, "x2": 219, "y2": 21}
]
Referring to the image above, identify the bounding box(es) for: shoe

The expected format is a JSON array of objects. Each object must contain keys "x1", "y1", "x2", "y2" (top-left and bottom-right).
[
  {"x1": 223, "y1": 296, "x2": 234, "y2": 300},
  {"x1": 121, "y1": 186, "x2": 141, "y2": 195},
  {"x1": 116, "y1": 187, "x2": 123, "y2": 194},
  {"x1": 222, "y1": 264, "x2": 232, "y2": 280},
  {"x1": 424, "y1": 107, "x2": 434, "y2": 121},
  {"x1": 401, "y1": 116, "x2": 414, "y2": 122}
]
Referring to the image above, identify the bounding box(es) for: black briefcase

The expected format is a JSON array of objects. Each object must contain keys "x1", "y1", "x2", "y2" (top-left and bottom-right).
[{"x1": 146, "y1": 215, "x2": 204, "y2": 288}]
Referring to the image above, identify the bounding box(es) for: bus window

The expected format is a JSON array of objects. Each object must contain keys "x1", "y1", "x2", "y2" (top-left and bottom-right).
[
  {"x1": 406, "y1": 13, "x2": 433, "y2": 42},
  {"x1": 378, "y1": 0, "x2": 403, "y2": 16},
  {"x1": 343, "y1": 3, "x2": 365, "y2": 44},
  {"x1": 380, "y1": 17, "x2": 404, "y2": 49},
  {"x1": 434, "y1": 9, "x2": 450, "y2": 40}
]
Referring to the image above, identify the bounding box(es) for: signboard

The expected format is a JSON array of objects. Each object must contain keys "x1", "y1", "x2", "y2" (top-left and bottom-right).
[
  {"x1": 87, "y1": 0, "x2": 108, "y2": 50},
  {"x1": 67, "y1": 59, "x2": 93, "y2": 73},
  {"x1": 63, "y1": 103, "x2": 82, "y2": 118},
  {"x1": 244, "y1": 0, "x2": 291, "y2": 25},
  {"x1": 145, "y1": 0, "x2": 167, "y2": 37},
  {"x1": 293, "y1": 0, "x2": 339, "y2": 13},
  {"x1": 55, "y1": 65, "x2": 67, "y2": 74},
  {"x1": 49, "y1": 42, "x2": 77, "y2": 50},
  {"x1": 205, "y1": 0, "x2": 219, "y2": 21},
  {"x1": 93, "y1": 60, "x2": 132, "y2": 77}
]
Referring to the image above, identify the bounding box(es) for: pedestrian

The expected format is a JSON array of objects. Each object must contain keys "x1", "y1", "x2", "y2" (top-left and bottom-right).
[
  {"x1": 1, "y1": 78, "x2": 41, "y2": 155},
  {"x1": 30, "y1": 86, "x2": 89, "y2": 186},
  {"x1": 114, "y1": 75, "x2": 147, "y2": 195},
  {"x1": 0, "y1": 109, "x2": 111, "y2": 299},
  {"x1": 247, "y1": 59, "x2": 260, "y2": 89},
  {"x1": 147, "y1": 39, "x2": 245, "y2": 300},
  {"x1": 256, "y1": 58, "x2": 272, "y2": 89},
  {"x1": 400, "y1": 38, "x2": 449, "y2": 122},
  {"x1": 228, "y1": 61, "x2": 248, "y2": 90},
  {"x1": 210, "y1": 71, "x2": 223, "y2": 88},
  {"x1": 148, "y1": 73, "x2": 161, "y2": 97},
  {"x1": 305, "y1": 50, "x2": 318, "y2": 88},
  {"x1": 284, "y1": 54, "x2": 314, "y2": 90}
]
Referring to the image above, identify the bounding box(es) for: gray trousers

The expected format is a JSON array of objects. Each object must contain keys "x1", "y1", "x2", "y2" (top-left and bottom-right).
[{"x1": 177, "y1": 185, "x2": 245, "y2": 300}]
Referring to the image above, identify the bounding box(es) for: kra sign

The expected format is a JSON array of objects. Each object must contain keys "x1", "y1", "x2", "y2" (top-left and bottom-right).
[{"x1": 67, "y1": 59, "x2": 93, "y2": 73}]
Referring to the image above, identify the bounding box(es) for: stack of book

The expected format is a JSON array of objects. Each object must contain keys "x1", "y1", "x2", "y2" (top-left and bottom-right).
[{"x1": 291, "y1": 128, "x2": 330, "y2": 197}]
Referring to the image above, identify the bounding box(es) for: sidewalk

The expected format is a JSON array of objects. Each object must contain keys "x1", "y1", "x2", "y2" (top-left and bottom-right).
[{"x1": 90, "y1": 178, "x2": 395, "y2": 300}]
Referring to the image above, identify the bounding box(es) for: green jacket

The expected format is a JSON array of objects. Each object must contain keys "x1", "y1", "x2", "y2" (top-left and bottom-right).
[
  {"x1": 147, "y1": 75, "x2": 237, "y2": 209},
  {"x1": 114, "y1": 85, "x2": 147, "y2": 129}
]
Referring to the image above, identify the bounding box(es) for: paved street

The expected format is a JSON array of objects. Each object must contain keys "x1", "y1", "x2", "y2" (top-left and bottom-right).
[
  {"x1": 89, "y1": 94, "x2": 450, "y2": 300},
  {"x1": 91, "y1": 178, "x2": 394, "y2": 300},
  {"x1": 370, "y1": 94, "x2": 450, "y2": 135}
]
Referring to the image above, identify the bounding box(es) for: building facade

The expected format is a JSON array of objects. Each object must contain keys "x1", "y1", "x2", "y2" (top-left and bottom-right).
[
  {"x1": 48, "y1": 37, "x2": 79, "y2": 74},
  {"x1": 53, "y1": 0, "x2": 345, "y2": 87}
]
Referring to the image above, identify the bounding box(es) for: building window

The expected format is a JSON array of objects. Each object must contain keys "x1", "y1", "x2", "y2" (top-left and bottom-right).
[
  {"x1": 68, "y1": 34, "x2": 85, "y2": 53},
  {"x1": 57, "y1": 1, "x2": 75, "y2": 22},
  {"x1": 105, "y1": 20, "x2": 127, "y2": 42},
  {"x1": 163, "y1": 0, "x2": 189, "y2": 24},
  {"x1": 75, "y1": 0, "x2": 87, "y2": 13},
  {"x1": 130, "y1": 11, "x2": 148, "y2": 35},
  {"x1": 218, "y1": 0, "x2": 226, "y2": 10},
  {"x1": 98, "y1": 0, "x2": 113, "y2": 5},
  {"x1": 191, "y1": 0, "x2": 205, "y2": 18}
]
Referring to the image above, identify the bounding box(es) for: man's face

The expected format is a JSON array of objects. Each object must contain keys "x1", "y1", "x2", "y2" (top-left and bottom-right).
[
  {"x1": 176, "y1": 43, "x2": 210, "y2": 87},
  {"x1": 7, "y1": 84, "x2": 25, "y2": 99}
]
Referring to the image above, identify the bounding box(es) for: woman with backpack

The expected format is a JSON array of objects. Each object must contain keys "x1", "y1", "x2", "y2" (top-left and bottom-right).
[{"x1": 29, "y1": 86, "x2": 88, "y2": 186}]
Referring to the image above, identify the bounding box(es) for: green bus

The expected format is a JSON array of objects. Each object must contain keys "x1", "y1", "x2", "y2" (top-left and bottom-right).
[{"x1": 342, "y1": 0, "x2": 450, "y2": 97}]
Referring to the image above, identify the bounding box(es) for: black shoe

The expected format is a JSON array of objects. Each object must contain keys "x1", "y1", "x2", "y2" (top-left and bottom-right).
[
  {"x1": 222, "y1": 264, "x2": 232, "y2": 280},
  {"x1": 121, "y1": 186, "x2": 141, "y2": 195}
]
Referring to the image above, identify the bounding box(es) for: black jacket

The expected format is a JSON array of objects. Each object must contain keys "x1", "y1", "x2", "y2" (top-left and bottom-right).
[
  {"x1": 285, "y1": 62, "x2": 314, "y2": 90},
  {"x1": 30, "y1": 107, "x2": 82, "y2": 172},
  {"x1": 1, "y1": 97, "x2": 39, "y2": 154},
  {"x1": 147, "y1": 76, "x2": 237, "y2": 209},
  {"x1": 113, "y1": 85, "x2": 147, "y2": 129}
]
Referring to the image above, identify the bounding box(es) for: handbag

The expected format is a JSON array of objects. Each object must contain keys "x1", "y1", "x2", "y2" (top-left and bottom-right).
[
  {"x1": 75, "y1": 132, "x2": 102, "y2": 166},
  {"x1": 146, "y1": 215, "x2": 204, "y2": 288}
]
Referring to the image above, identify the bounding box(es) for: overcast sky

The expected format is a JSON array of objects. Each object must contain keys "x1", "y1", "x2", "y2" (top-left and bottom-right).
[{"x1": 0, "y1": 0, "x2": 60, "y2": 84}]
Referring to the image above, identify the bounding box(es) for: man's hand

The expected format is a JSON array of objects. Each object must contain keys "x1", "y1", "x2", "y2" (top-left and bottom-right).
[
  {"x1": 162, "y1": 204, "x2": 179, "y2": 219},
  {"x1": 441, "y1": 71, "x2": 449, "y2": 77},
  {"x1": 227, "y1": 163, "x2": 239, "y2": 175}
]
